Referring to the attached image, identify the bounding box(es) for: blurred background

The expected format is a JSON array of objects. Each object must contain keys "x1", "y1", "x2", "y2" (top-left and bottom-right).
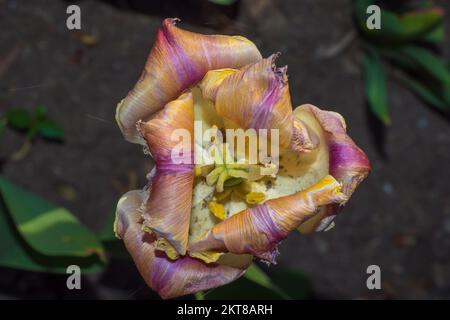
[{"x1": 0, "y1": 0, "x2": 449, "y2": 299}]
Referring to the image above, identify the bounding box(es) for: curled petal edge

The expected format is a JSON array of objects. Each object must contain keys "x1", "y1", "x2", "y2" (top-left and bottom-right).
[
  {"x1": 115, "y1": 190, "x2": 250, "y2": 299},
  {"x1": 295, "y1": 104, "x2": 371, "y2": 234},
  {"x1": 188, "y1": 175, "x2": 347, "y2": 264},
  {"x1": 116, "y1": 18, "x2": 262, "y2": 144},
  {"x1": 139, "y1": 92, "x2": 194, "y2": 255}
]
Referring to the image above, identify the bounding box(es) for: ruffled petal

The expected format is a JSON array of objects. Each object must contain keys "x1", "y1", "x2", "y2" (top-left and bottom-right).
[
  {"x1": 188, "y1": 175, "x2": 347, "y2": 263},
  {"x1": 139, "y1": 92, "x2": 194, "y2": 255},
  {"x1": 213, "y1": 55, "x2": 294, "y2": 152},
  {"x1": 289, "y1": 118, "x2": 320, "y2": 153},
  {"x1": 114, "y1": 190, "x2": 249, "y2": 299},
  {"x1": 295, "y1": 104, "x2": 371, "y2": 233},
  {"x1": 117, "y1": 18, "x2": 262, "y2": 143}
]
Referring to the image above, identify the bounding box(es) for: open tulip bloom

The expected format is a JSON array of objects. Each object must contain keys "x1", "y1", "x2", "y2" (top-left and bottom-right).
[{"x1": 114, "y1": 18, "x2": 371, "y2": 299}]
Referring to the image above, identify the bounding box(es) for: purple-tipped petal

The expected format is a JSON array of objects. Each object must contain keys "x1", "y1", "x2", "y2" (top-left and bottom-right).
[
  {"x1": 140, "y1": 92, "x2": 194, "y2": 255},
  {"x1": 189, "y1": 175, "x2": 346, "y2": 263},
  {"x1": 117, "y1": 18, "x2": 262, "y2": 143},
  {"x1": 296, "y1": 104, "x2": 371, "y2": 233},
  {"x1": 213, "y1": 55, "x2": 294, "y2": 151},
  {"x1": 115, "y1": 190, "x2": 249, "y2": 299}
]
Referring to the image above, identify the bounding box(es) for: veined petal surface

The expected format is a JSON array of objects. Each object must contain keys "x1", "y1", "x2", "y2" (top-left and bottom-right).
[
  {"x1": 295, "y1": 104, "x2": 371, "y2": 233},
  {"x1": 114, "y1": 190, "x2": 248, "y2": 299},
  {"x1": 117, "y1": 18, "x2": 262, "y2": 143},
  {"x1": 140, "y1": 92, "x2": 194, "y2": 255},
  {"x1": 214, "y1": 56, "x2": 294, "y2": 152},
  {"x1": 189, "y1": 175, "x2": 346, "y2": 263}
]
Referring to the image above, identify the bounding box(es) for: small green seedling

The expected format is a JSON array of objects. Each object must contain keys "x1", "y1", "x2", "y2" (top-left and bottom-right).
[{"x1": 3, "y1": 106, "x2": 64, "y2": 160}]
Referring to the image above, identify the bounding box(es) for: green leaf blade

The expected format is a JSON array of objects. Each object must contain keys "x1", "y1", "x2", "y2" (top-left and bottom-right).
[
  {"x1": 0, "y1": 177, "x2": 104, "y2": 260},
  {"x1": 354, "y1": 1, "x2": 444, "y2": 43},
  {"x1": 0, "y1": 192, "x2": 104, "y2": 273},
  {"x1": 398, "y1": 46, "x2": 450, "y2": 84},
  {"x1": 37, "y1": 119, "x2": 64, "y2": 140},
  {"x1": 208, "y1": 0, "x2": 237, "y2": 5},
  {"x1": 363, "y1": 49, "x2": 391, "y2": 124},
  {"x1": 6, "y1": 109, "x2": 32, "y2": 130}
]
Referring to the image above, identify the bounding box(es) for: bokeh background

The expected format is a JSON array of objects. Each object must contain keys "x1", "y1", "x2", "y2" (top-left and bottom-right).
[{"x1": 0, "y1": 0, "x2": 449, "y2": 299}]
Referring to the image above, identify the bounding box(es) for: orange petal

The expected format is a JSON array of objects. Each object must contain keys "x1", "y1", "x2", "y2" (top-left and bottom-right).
[
  {"x1": 189, "y1": 175, "x2": 347, "y2": 263},
  {"x1": 295, "y1": 104, "x2": 371, "y2": 233},
  {"x1": 117, "y1": 18, "x2": 262, "y2": 143},
  {"x1": 214, "y1": 55, "x2": 294, "y2": 151},
  {"x1": 139, "y1": 92, "x2": 194, "y2": 255},
  {"x1": 115, "y1": 190, "x2": 248, "y2": 299}
]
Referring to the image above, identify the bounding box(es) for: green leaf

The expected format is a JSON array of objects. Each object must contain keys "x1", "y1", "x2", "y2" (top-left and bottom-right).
[
  {"x1": 244, "y1": 263, "x2": 290, "y2": 299},
  {"x1": 398, "y1": 46, "x2": 450, "y2": 84},
  {"x1": 99, "y1": 209, "x2": 117, "y2": 242},
  {"x1": 6, "y1": 109, "x2": 32, "y2": 130},
  {"x1": 363, "y1": 48, "x2": 391, "y2": 124},
  {"x1": 195, "y1": 292, "x2": 205, "y2": 300},
  {"x1": 422, "y1": 24, "x2": 445, "y2": 43},
  {"x1": 98, "y1": 208, "x2": 129, "y2": 258},
  {"x1": 0, "y1": 180, "x2": 104, "y2": 273},
  {"x1": 37, "y1": 119, "x2": 64, "y2": 140},
  {"x1": 201, "y1": 264, "x2": 311, "y2": 300},
  {"x1": 200, "y1": 276, "x2": 285, "y2": 299},
  {"x1": 268, "y1": 269, "x2": 312, "y2": 300},
  {"x1": 398, "y1": 73, "x2": 449, "y2": 112},
  {"x1": 0, "y1": 177, "x2": 105, "y2": 260},
  {"x1": 354, "y1": 1, "x2": 443, "y2": 42},
  {"x1": 208, "y1": 0, "x2": 237, "y2": 5},
  {"x1": 34, "y1": 105, "x2": 48, "y2": 121},
  {"x1": 0, "y1": 208, "x2": 104, "y2": 273},
  {"x1": 0, "y1": 118, "x2": 7, "y2": 134}
]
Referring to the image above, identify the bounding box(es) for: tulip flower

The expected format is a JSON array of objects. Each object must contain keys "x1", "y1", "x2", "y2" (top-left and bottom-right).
[{"x1": 114, "y1": 18, "x2": 371, "y2": 299}]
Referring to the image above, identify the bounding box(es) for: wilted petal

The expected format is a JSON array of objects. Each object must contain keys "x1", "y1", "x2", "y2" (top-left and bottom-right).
[
  {"x1": 139, "y1": 92, "x2": 194, "y2": 255},
  {"x1": 295, "y1": 104, "x2": 371, "y2": 233},
  {"x1": 290, "y1": 118, "x2": 320, "y2": 153},
  {"x1": 214, "y1": 55, "x2": 294, "y2": 151},
  {"x1": 189, "y1": 175, "x2": 347, "y2": 263},
  {"x1": 117, "y1": 18, "x2": 262, "y2": 143},
  {"x1": 115, "y1": 190, "x2": 249, "y2": 299}
]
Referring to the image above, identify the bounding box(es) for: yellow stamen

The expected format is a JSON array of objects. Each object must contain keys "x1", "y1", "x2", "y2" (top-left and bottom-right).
[
  {"x1": 194, "y1": 166, "x2": 202, "y2": 177},
  {"x1": 208, "y1": 201, "x2": 226, "y2": 220},
  {"x1": 245, "y1": 192, "x2": 266, "y2": 205}
]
